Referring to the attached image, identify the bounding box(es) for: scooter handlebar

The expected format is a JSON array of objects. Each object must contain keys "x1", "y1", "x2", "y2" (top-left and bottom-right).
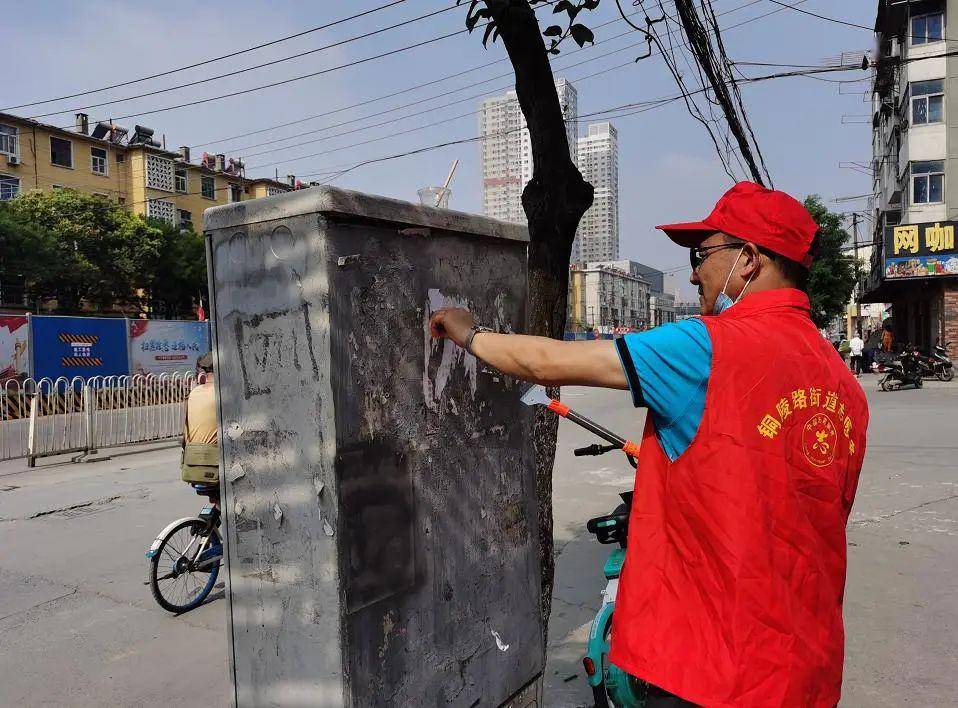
[{"x1": 574, "y1": 443, "x2": 619, "y2": 457}]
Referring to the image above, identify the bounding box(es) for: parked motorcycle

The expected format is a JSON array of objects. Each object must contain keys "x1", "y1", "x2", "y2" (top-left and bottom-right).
[
  {"x1": 920, "y1": 342, "x2": 954, "y2": 381},
  {"x1": 878, "y1": 347, "x2": 924, "y2": 391}
]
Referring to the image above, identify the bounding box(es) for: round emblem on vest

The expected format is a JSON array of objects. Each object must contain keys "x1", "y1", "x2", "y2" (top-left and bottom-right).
[{"x1": 802, "y1": 412, "x2": 837, "y2": 467}]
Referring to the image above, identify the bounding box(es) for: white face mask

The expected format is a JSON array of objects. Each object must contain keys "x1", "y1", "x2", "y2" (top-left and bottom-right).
[{"x1": 712, "y1": 247, "x2": 754, "y2": 315}]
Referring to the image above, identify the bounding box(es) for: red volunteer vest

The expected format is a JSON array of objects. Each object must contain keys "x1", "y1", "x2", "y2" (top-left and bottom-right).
[{"x1": 608, "y1": 289, "x2": 868, "y2": 707}]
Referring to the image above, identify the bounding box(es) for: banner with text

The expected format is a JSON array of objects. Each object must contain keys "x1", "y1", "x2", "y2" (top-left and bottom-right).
[
  {"x1": 885, "y1": 220, "x2": 958, "y2": 279},
  {"x1": 0, "y1": 316, "x2": 30, "y2": 380},
  {"x1": 129, "y1": 319, "x2": 210, "y2": 375},
  {"x1": 31, "y1": 316, "x2": 129, "y2": 381}
]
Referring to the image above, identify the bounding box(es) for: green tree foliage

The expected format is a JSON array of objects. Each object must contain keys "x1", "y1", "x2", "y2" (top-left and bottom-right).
[
  {"x1": 0, "y1": 203, "x2": 57, "y2": 305},
  {"x1": 804, "y1": 195, "x2": 860, "y2": 329},
  {"x1": 145, "y1": 219, "x2": 208, "y2": 320},
  {"x1": 5, "y1": 190, "x2": 163, "y2": 312},
  {"x1": 0, "y1": 190, "x2": 207, "y2": 317}
]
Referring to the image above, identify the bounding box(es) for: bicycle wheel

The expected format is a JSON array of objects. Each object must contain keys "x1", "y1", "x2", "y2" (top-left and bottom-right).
[{"x1": 149, "y1": 519, "x2": 220, "y2": 613}]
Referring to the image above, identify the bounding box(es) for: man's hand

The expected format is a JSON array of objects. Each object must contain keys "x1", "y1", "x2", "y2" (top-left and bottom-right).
[
  {"x1": 427, "y1": 305, "x2": 627, "y2": 390},
  {"x1": 429, "y1": 307, "x2": 475, "y2": 348}
]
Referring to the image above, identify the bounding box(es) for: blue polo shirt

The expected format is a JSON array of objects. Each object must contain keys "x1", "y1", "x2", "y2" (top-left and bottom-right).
[{"x1": 614, "y1": 318, "x2": 712, "y2": 461}]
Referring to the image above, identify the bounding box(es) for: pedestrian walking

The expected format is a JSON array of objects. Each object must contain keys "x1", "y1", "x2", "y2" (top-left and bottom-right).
[{"x1": 850, "y1": 332, "x2": 865, "y2": 376}]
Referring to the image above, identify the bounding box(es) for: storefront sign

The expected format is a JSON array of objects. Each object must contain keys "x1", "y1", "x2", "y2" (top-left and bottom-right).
[
  {"x1": 885, "y1": 221, "x2": 958, "y2": 279},
  {"x1": 129, "y1": 319, "x2": 210, "y2": 375}
]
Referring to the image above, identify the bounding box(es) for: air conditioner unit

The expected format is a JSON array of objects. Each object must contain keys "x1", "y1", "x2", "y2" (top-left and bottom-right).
[{"x1": 6, "y1": 154, "x2": 19, "y2": 165}]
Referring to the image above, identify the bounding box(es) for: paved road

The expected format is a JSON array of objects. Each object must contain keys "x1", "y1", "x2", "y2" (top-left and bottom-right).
[
  {"x1": 0, "y1": 443, "x2": 229, "y2": 707},
  {"x1": 0, "y1": 379, "x2": 955, "y2": 706},
  {"x1": 544, "y1": 380, "x2": 958, "y2": 707}
]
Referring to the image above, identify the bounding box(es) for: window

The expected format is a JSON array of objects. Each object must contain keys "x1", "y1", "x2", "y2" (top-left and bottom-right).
[
  {"x1": 0, "y1": 174, "x2": 19, "y2": 200},
  {"x1": 911, "y1": 79, "x2": 944, "y2": 124},
  {"x1": 146, "y1": 198, "x2": 176, "y2": 224},
  {"x1": 912, "y1": 160, "x2": 945, "y2": 204},
  {"x1": 174, "y1": 168, "x2": 187, "y2": 193},
  {"x1": 91, "y1": 146, "x2": 108, "y2": 175},
  {"x1": 179, "y1": 209, "x2": 193, "y2": 230},
  {"x1": 229, "y1": 183, "x2": 242, "y2": 203},
  {"x1": 116, "y1": 153, "x2": 126, "y2": 163},
  {"x1": 201, "y1": 175, "x2": 215, "y2": 200},
  {"x1": 267, "y1": 185, "x2": 285, "y2": 197},
  {"x1": 912, "y1": 13, "x2": 944, "y2": 44},
  {"x1": 50, "y1": 136, "x2": 73, "y2": 167},
  {"x1": 0, "y1": 124, "x2": 17, "y2": 158},
  {"x1": 146, "y1": 154, "x2": 174, "y2": 191}
]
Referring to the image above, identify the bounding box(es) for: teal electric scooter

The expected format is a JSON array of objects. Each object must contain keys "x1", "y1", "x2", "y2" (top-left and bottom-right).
[{"x1": 521, "y1": 385, "x2": 648, "y2": 707}]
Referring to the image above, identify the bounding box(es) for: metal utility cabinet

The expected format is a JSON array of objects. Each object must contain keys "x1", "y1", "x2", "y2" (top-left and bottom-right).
[{"x1": 204, "y1": 187, "x2": 541, "y2": 707}]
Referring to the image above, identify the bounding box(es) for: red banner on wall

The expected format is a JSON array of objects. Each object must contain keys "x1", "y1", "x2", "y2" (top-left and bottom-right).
[{"x1": 0, "y1": 316, "x2": 29, "y2": 380}]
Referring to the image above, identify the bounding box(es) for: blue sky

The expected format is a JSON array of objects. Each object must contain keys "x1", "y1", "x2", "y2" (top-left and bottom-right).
[{"x1": 4, "y1": 0, "x2": 876, "y2": 298}]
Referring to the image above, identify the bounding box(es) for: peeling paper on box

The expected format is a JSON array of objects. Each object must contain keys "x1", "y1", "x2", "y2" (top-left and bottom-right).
[{"x1": 423, "y1": 288, "x2": 478, "y2": 411}]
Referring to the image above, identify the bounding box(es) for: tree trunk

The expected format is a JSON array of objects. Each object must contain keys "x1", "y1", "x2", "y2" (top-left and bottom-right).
[{"x1": 482, "y1": 0, "x2": 594, "y2": 645}]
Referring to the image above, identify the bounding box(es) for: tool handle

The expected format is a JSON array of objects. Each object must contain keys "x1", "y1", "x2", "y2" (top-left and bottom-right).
[{"x1": 546, "y1": 397, "x2": 640, "y2": 464}]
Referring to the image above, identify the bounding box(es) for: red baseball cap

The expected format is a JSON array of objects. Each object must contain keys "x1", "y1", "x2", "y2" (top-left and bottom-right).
[{"x1": 656, "y1": 181, "x2": 819, "y2": 267}]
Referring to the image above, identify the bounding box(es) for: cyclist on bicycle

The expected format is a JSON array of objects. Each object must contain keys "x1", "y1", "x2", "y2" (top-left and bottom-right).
[
  {"x1": 182, "y1": 353, "x2": 221, "y2": 565},
  {"x1": 182, "y1": 353, "x2": 218, "y2": 486},
  {"x1": 429, "y1": 182, "x2": 868, "y2": 707}
]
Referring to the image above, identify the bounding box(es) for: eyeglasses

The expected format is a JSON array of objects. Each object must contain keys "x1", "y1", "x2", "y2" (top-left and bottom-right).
[{"x1": 689, "y1": 243, "x2": 741, "y2": 270}]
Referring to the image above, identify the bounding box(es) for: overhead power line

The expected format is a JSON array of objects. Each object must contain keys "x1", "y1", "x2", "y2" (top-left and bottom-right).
[
  {"x1": 765, "y1": 0, "x2": 873, "y2": 32},
  {"x1": 39, "y1": 0, "x2": 569, "y2": 132},
  {"x1": 2, "y1": 0, "x2": 409, "y2": 112},
  {"x1": 100, "y1": 61, "x2": 862, "y2": 214},
  {"x1": 187, "y1": 3, "x2": 664, "y2": 151},
  {"x1": 672, "y1": 0, "x2": 771, "y2": 186},
  {"x1": 232, "y1": 39, "x2": 647, "y2": 159},
  {"x1": 283, "y1": 63, "x2": 864, "y2": 185},
  {"x1": 234, "y1": 0, "x2": 793, "y2": 171},
  {"x1": 27, "y1": 2, "x2": 465, "y2": 120}
]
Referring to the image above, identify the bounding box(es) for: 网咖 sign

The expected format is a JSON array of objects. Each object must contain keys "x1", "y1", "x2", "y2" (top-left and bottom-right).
[
  {"x1": 884, "y1": 220, "x2": 958, "y2": 279},
  {"x1": 129, "y1": 319, "x2": 210, "y2": 375}
]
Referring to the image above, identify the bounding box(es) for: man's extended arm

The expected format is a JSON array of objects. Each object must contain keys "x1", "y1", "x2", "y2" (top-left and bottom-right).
[{"x1": 429, "y1": 307, "x2": 628, "y2": 390}]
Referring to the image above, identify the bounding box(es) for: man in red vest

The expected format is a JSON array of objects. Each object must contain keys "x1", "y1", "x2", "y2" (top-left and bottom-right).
[{"x1": 429, "y1": 182, "x2": 868, "y2": 707}]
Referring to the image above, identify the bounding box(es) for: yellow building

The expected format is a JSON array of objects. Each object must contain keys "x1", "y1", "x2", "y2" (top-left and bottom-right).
[{"x1": 0, "y1": 111, "x2": 290, "y2": 229}]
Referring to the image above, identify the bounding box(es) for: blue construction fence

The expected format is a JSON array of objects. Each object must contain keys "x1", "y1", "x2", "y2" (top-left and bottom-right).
[{"x1": 1, "y1": 314, "x2": 210, "y2": 381}]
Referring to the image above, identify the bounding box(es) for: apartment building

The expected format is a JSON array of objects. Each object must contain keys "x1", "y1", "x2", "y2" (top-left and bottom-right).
[
  {"x1": 480, "y1": 78, "x2": 578, "y2": 225},
  {"x1": 575, "y1": 122, "x2": 619, "y2": 263},
  {"x1": 568, "y1": 262, "x2": 651, "y2": 331},
  {"x1": 863, "y1": 1, "x2": 958, "y2": 353},
  {"x1": 0, "y1": 112, "x2": 289, "y2": 230},
  {"x1": 567, "y1": 260, "x2": 676, "y2": 331}
]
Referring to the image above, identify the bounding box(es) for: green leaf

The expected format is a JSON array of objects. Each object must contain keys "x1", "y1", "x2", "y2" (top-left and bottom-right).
[
  {"x1": 543, "y1": 24, "x2": 563, "y2": 36},
  {"x1": 569, "y1": 23, "x2": 594, "y2": 47}
]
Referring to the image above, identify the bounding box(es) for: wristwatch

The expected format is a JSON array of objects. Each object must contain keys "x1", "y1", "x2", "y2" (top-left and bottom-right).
[{"x1": 464, "y1": 325, "x2": 493, "y2": 355}]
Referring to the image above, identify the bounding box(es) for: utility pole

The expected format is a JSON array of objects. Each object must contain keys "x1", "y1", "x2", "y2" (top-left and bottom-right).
[{"x1": 852, "y1": 213, "x2": 861, "y2": 338}]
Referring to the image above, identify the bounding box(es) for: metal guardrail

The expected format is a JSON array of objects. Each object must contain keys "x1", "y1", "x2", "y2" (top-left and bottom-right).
[{"x1": 1, "y1": 373, "x2": 204, "y2": 465}]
